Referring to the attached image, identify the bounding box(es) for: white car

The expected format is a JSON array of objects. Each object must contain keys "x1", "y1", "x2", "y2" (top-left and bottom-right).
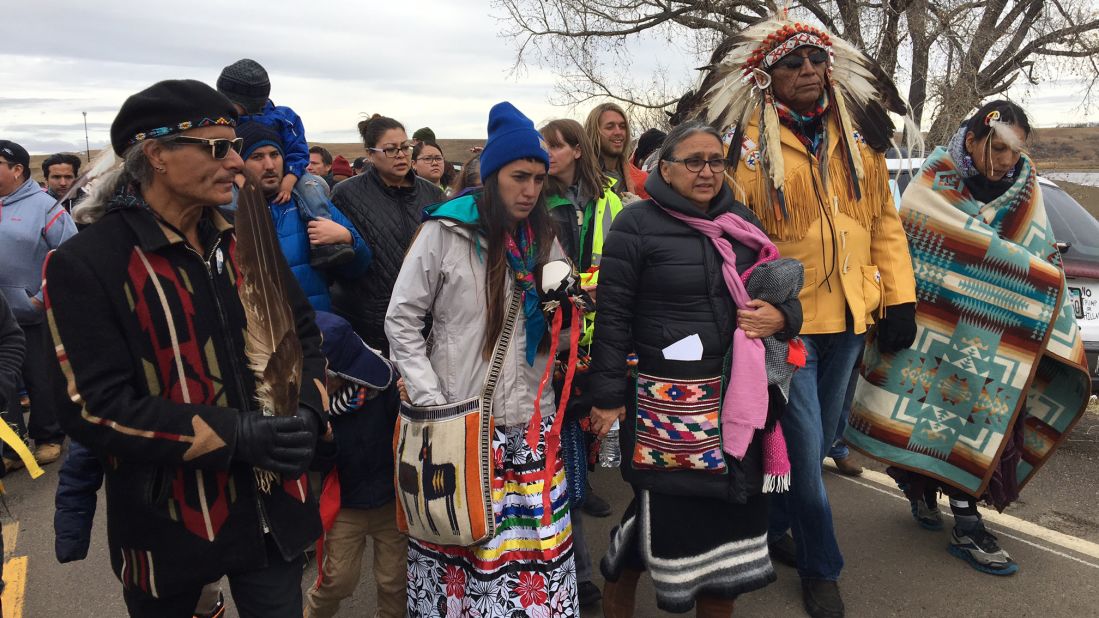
[
  {"x1": 1042, "y1": 177, "x2": 1099, "y2": 388},
  {"x1": 887, "y1": 159, "x2": 1099, "y2": 389}
]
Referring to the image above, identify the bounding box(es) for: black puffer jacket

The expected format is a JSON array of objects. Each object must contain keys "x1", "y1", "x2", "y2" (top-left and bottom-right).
[
  {"x1": 589, "y1": 172, "x2": 801, "y2": 503},
  {"x1": 329, "y1": 167, "x2": 445, "y2": 352}
]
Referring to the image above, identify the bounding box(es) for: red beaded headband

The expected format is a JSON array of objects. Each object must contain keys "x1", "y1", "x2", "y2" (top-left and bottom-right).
[{"x1": 743, "y1": 23, "x2": 832, "y2": 77}]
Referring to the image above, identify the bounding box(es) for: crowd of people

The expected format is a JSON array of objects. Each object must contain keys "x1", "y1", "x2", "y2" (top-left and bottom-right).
[{"x1": 0, "y1": 11, "x2": 1090, "y2": 618}]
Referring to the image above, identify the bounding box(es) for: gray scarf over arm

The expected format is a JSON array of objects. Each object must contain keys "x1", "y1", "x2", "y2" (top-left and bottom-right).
[{"x1": 745, "y1": 257, "x2": 804, "y2": 402}]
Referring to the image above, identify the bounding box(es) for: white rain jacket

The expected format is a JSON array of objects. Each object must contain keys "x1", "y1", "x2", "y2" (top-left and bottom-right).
[{"x1": 385, "y1": 216, "x2": 562, "y2": 428}]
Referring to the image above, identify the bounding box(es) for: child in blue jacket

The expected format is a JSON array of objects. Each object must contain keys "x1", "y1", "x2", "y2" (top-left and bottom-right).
[{"x1": 217, "y1": 58, "x2": 353, "y2": 268}]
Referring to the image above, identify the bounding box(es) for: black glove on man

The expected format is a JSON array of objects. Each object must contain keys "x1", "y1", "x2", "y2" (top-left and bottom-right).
[
  {"x1": 235, "y1": 407, "x2": 321, "y2": 477},
  {"x1": 876, "y1": 302, "x2": 917, "y2": 354}
]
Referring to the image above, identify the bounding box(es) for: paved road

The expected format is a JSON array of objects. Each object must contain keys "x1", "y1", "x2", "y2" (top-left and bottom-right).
[{"x1": 5, "y1": 409, "x2": 1099, "y2": 616}]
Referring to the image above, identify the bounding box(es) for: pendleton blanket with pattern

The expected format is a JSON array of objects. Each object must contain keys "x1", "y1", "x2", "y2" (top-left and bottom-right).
[{"x1": 846, "y1": 147, "x2": 1090, "y2": 497}]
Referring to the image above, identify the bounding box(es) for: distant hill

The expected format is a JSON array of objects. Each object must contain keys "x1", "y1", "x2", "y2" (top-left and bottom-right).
[
  {"x1": 26, "y1": 127, "x2": 1096, "y2": 184},
  {"x1": 27, "y1": 138, "x2": 486, "y2": 184},
  {"x1": 1027, "y1": 127, "x2": 1099, "y2": 171}
]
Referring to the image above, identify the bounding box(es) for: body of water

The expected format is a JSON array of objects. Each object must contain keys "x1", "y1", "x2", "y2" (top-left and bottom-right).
[{"x1": 1045, "y1": 172, "x2": 1099, "y2": 187}]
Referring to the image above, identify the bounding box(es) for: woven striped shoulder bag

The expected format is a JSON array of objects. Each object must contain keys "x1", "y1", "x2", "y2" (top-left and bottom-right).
[{"x1": 392, "y1": 288, "x2": 521, "y2": 546}]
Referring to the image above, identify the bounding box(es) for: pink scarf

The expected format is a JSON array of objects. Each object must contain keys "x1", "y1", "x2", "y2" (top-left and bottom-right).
[{"x1": 659, "y1": 205, "x2": 777, "y2": 458}]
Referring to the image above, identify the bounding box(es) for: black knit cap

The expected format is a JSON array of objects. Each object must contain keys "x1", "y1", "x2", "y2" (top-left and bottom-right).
[
  {"x1": 217, "y1": 59, "x2": 271, "y2": 114},
  {"x1": 110, "y1": 79, "x2": 238, "y2": 156},
  {"x1": 237, "y1": 121, "x2": 284, "y2": 159}
]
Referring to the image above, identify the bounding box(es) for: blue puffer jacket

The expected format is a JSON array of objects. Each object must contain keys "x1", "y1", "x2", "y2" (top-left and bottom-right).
[
  {"x1": 54, "y1": 441, "x2": 103, "y2": 563},
  {"x1": 271, "y1": 197, "x2": 372, "y2": 311},
  {"x1": 240, "y1": 100, "x2": 310, "y2": 180}
]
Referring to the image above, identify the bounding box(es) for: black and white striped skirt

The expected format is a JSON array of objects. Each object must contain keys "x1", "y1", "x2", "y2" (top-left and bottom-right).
[{"x1": 600, "y1": 489, "x2": 775, "y2": 613}]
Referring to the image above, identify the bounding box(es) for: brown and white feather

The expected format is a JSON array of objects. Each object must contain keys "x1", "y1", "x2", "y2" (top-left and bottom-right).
[{"x1": 234, "y1": 175, "x2": 302, "y2": 418}]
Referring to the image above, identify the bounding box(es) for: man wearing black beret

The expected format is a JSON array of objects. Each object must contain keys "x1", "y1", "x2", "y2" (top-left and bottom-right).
[{"x1": 44, "y1": 79, "x2": 328, "y2": 618}]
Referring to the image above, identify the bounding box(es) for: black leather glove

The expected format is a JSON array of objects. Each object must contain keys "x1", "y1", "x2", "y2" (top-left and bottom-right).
[
  {"x1": 877, "y1": 303, "x2": 917, "y2": 354},
  {"x1": 234, "y1": 409, "x2": 317, "y2": 477}
]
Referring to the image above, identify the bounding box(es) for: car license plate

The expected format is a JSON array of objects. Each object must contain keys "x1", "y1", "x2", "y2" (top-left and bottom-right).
[{"x1": 1070, "y1": 287, "x2": 1084, "y2": 319}]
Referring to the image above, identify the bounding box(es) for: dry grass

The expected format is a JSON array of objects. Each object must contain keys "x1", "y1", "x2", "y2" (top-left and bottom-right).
[
  {"x1": 1029, "y1": 127, "x2": 1099, "y2": 171},
  {"x1": 1058, "y1": 182, "x2": 1099, "y2": 218}
]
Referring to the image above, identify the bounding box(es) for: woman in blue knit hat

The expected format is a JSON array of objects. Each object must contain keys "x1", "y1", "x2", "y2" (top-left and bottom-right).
[{"x1": 386, "y1": 102, "x2": 579, "y2": 616}]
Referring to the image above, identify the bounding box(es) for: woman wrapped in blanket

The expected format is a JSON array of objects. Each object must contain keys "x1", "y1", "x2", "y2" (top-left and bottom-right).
[
  {"x1": 587, "y1": 121, "x2": 805, "y2": 617},
  {"x1": 385, "y1": 102, "x2": 578, "y2": 617},
  {"x1": 847, "y1": 100, "x2": 1091, "y2": 576}
]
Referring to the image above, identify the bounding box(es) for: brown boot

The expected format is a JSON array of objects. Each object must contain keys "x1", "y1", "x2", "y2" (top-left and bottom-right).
[
  {"x1": 601, "y1": 568, "x2": 642, "y2": 618},
  {"x1": 696, "y1": 594, "x2": 736, "y2": 618},
  {"x1": 34, "y1": 442, "x2": 63, "y2": 465},
  {"x1": 830, "y1": 456, "x2": 863, "y2": 476}
]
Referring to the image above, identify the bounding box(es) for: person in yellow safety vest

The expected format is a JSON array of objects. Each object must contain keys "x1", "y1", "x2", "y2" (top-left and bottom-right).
[
  {"x1": 540, "y1": 117, "x2": 626, "y2": 610},
  {"x1": 543, "y1": 120, "x2": 626, "y2": 344}
]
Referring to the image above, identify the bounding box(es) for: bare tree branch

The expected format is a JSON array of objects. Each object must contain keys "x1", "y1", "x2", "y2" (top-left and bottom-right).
[{"x1": 492, "y1": 0, "x2": 1099, "y2": 142}]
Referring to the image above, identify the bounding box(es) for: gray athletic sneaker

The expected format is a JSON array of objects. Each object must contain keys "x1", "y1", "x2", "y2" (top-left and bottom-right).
[
  {"x1": 948, "y1": 525, "x2": 1019, "y2": 576},
  {"x1": 910, "y1": 498, "x2": 943, "y2": 530}
]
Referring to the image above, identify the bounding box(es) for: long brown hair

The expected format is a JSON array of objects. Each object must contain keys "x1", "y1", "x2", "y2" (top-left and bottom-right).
[
  {"x1": 584, "y1": 102, "x2": 634, "y2": 193},
  {"x1": 451, "y1": 154, "x2": 482, "y2": 194},
  {"x1": 476, "y1": 164, "x2": 555, "y2": 360},
  {"x1": 540, "y1": 119, "x2": 607, "y2": 202}
]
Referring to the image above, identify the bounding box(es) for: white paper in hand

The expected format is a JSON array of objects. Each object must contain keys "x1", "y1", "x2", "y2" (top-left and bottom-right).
[{"x1": 662, "y1": 333, "x2": 704, "y2": 361}]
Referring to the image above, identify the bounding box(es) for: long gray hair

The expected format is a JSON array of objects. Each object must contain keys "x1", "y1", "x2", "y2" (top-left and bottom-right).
[
  {"x1": 71, "y1": 139, "x2": 176, "y2": 225},
  {"x1": 655, "y1": 120, "x2": 724, "y2": 167}
]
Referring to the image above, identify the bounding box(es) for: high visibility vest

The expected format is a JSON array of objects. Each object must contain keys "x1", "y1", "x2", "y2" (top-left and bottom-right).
[{"x1": 548, "y1": 179, "x2": 625, "y2": 346}]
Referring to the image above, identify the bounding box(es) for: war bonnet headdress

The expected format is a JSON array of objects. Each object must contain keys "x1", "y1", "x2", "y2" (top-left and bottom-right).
[{"x1": 698, "y1": 12, "x2": 913, "y2": 219}]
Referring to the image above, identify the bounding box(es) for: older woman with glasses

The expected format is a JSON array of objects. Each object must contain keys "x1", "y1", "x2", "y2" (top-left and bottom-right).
[
  {"x1": 411, "y1": 141, "x2": 446, "y2": 189},
  {"x1": 589, "y1": 120, "x2": 803, "y2": 617},
  {"x1": 328, "y1": 114, "x2": 446, "y2": 353}
]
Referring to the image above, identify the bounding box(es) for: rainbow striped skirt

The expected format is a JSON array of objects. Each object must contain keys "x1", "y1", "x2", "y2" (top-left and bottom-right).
[{"x1": 407, "y1": 414, "x2": 578, "y2": 617}]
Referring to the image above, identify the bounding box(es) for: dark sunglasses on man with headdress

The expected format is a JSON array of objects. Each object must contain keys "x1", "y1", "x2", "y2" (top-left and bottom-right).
[
  {"x1": 774, "y1": 49, "x2": 830, "y2": 71},
  {"x1": 169, "y1": 136, "x2": 245, "y2": 160}
]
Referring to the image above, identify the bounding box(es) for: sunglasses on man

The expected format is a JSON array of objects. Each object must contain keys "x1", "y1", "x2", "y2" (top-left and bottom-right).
[
  {"x1": 774, "y1": 49, "x2": 830, "y2": 71},
  {"x1": 169, "y1": 136, "x2": 245, "y2": 160}
]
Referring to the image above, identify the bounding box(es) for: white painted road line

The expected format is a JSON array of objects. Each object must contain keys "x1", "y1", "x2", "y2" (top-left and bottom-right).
[{"x1": 825, "y1": 464, "x2": 1099, "y2": 569}]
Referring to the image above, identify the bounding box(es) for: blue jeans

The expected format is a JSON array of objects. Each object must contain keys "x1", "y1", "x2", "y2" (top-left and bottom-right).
[
  {"x1": 769, "y1": 328, "x2": 864, "y2": 581},
  {"x1": 827, "y1": 351, "x2": 862, "y2": 460},
  {"x1": 294, "y1": 173, "x2": 334, "y2": 221}
]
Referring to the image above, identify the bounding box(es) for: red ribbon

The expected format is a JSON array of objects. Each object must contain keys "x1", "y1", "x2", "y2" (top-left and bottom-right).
[{"x1": 524, "y1": 302, "x2": 581, "y2": 526}]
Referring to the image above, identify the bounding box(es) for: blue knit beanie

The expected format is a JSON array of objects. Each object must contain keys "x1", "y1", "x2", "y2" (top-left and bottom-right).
[
  {"x1": 237, "y1": 121, "x2": 283, "y2": 159},
  {"x1": 479, "y1": 102, "x2": 549, "y2": 182}
]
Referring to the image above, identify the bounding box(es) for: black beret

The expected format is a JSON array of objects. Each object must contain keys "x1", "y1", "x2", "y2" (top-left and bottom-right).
[{"x1": 110, "y1": 79, "x2": 239, "y2": 157}]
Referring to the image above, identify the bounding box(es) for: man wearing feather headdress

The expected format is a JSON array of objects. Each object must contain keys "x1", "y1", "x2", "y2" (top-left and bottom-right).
[
  {"x1": 696, "y1": 14, "x2": 918, "y2": 618},
  {"x1": 44, "y1": 79, "x2": 329, "y2": 617}
]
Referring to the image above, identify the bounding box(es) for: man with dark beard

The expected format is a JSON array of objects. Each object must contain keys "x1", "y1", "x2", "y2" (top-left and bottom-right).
[{"x1": 237, "y1": 122, "x2": 371, "y2": 311}]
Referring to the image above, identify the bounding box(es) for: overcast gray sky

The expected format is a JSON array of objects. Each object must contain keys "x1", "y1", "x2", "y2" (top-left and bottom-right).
[{"x1": 3, "y1": 0, "x2": 1096, "y2": 154}]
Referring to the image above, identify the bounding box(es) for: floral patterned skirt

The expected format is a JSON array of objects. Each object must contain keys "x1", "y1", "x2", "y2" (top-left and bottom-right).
[{"x1": 407, "y1": 416, "x2": 578, "y2": 617}]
